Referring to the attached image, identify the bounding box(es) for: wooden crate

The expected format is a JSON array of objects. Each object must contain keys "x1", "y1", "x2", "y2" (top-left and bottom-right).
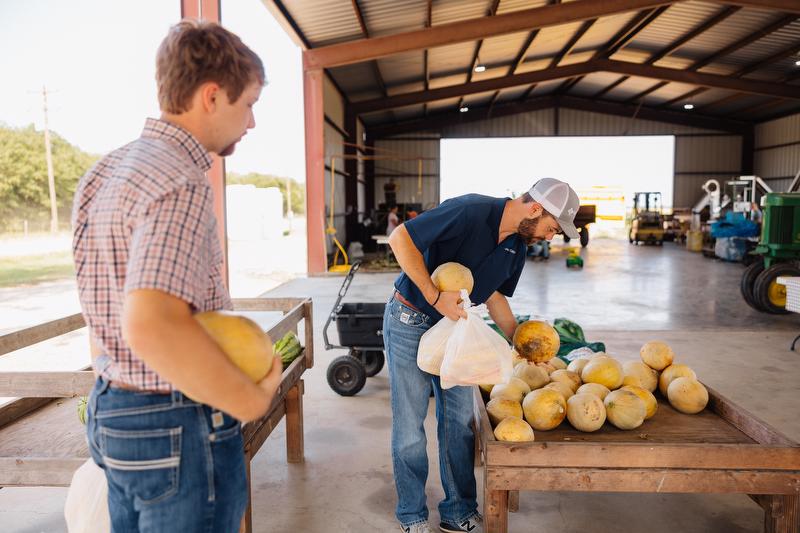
[
  {"x1": 0, "y1": 297, "x2": 313, "y2": 533},
  {"x1": 474, "y1": 386, "x2": 800, "y2": 533}
]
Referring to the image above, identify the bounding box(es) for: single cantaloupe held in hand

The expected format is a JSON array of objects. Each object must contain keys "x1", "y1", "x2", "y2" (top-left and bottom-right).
[
  {"x1": 195, "y1": 311, "x2": 274, "y2": 382},
  {"x1": 513, "y1": 320, "x2": 560, "y2": 363},
  {"x1": 431, "y1": 262, "x2": 474, "y2": 294}
]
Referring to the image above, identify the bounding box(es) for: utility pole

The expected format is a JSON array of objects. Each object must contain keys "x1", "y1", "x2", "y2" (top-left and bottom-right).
[{"x1": 42, "y1": 86, "x2": 58, "y2": 233}]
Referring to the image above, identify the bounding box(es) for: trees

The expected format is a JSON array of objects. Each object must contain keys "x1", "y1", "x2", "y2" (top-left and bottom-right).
[
  {"x1": 0, "y1": 124, "x2": 97, "y2": 231},
  {"x1": 0, "y1": 124, "x2": 306, "y2": 232}
]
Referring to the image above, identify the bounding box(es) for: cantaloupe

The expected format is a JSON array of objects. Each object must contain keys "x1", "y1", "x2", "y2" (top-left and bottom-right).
[
  {"x1": 431, "y1": 262, "x2": 474, "y2": 294},
  {"x1": 640, "y1": 341, "x2": 674, "y2": 371},
  {"x1": 622, "y1": 361, "x2": 659, "y2": 393},
  {"x1": 581, "y1": 357, "x2": 624, "y2": 390},
  {"x1": 567, "y1": 358, "x2": 590, "y2": 375},
  {"x1": 550, "y1": 369, "x2": 582, "y2": 392},
  {"x1": 621, "y1": 374, "x2": 642, "y2": 388},
  {"x1": 195, "y1": 311, "x2": 273, "y2": 382},
  {"x1": 658, "y1": 364, "x2": 697, "y2": 397},
  {"x1": 522, "y1": 388, "x2": 566, "y2": 430},
  {"x1": 621, "y1": 385, "x2": 658, "y2": 419},
  {"x1": 536, "y1": 362, "x2": 557, "y2": 374},
  {"x1": 667, "y1": 377, "x2": 708, "y2": 414},
  {"x1": 567, "y1": 393, "x2": 606, "y2": 432},
  {"x1": 490, "y1": 377, "x2": 531, "y2": 403},
  {"x1": 512, "y1": 362, "x2": 550, "y2": 390},
  {"x1": 604, "y1": 389, "x2": 646, "y2": 430},
  {"x1": 576, "y1": 382, "x2": 611, "y2": 400},
  {"x1": 513, "y1": 320, "x2": 560, "y2": 363},
  {"x1": 543, "y1": 381, "x2": 575, "y2": 401},
  {"x1": 494, "y1": 417, "x2": 535, "y2": 442},
  {"x1": 512, "y1": 349, "x2": 527, "y2": 367},
  {"x1": 486, "y1": 398, "x2": 524, "y2": 426}
]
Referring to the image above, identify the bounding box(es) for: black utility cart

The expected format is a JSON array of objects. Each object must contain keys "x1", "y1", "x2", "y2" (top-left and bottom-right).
[{"x1": 324, "y1": 261, "x2": 387, "y2": 396}]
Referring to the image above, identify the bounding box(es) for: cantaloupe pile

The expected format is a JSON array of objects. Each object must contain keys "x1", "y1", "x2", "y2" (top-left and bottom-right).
[{"x1": 484, "y1": 335, "x2": 709, "y2": 442}]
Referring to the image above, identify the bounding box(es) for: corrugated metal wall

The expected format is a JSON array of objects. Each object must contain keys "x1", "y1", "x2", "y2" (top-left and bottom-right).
[
  {"x1": 372, "y1": 138, "x2": 440, "y2": 210},
  {"x1": 375, "y1": 107, "x2": 744, "y2": 209},
  {"x1": 755, "y1": 111, "x2": 800, "y2": 192}
]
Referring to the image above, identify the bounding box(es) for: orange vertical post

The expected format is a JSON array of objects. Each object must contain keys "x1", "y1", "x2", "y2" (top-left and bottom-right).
[
  {"x1": 303, "y1": 65, "x2": 327, "y2": 274},
  {"x1": 181, "y1": 0, "x2": 229, "y2": 286}
]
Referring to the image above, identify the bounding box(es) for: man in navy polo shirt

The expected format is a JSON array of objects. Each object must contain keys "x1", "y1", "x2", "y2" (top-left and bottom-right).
[{"x1": 384, "y1": 178, "x2": 580, "y2": 533}]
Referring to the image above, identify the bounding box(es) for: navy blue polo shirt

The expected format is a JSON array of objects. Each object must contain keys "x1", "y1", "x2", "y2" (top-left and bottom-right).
[{"x1": 394, "y1": 194, "x2": 527, "y2": 321}]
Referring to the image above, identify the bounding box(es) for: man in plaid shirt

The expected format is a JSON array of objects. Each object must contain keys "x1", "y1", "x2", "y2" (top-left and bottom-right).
[{"x1": 72, "y1": 20, "x2": 282, "y2": 532}]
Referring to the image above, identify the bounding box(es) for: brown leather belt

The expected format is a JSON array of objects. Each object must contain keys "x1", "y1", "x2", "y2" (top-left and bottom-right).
[{"x1": 394, "y1": 290, "x2": 421, "y2": 311}]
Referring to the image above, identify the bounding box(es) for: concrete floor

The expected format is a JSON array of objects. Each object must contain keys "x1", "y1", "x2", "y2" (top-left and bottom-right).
[{"x1": 2, "y1": 238, "x2": 799, "y2": 532}]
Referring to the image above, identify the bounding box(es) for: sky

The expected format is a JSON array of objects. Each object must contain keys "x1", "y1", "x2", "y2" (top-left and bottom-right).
[
  {"x1": 0, "y1": 0, "x2": 305, "y2": 181},
  {"x1": 440, "y1": 136, "x2": 676, "y2": 208}
]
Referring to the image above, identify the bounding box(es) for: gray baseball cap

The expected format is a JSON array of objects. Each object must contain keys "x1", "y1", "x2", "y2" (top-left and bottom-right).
[{"x1": 528, "y1": 178, "x2": 580, "y2": 239}]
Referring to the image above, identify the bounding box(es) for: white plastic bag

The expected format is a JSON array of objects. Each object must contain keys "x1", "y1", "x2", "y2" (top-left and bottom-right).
[
  {"x1": 440, "y1": 291, "x2": 513, "y2": 389},
  {"x1": 64, "y1": 459, "x2": 110, "y2": 533},
  {"x1": 417, "y1": 316, "x2": 457, "y2": 375}
]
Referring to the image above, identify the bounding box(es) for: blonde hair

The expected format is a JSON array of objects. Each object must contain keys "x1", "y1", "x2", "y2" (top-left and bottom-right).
[{"x1": 156, "y1": 19, "x2": 265, "y2": 114}]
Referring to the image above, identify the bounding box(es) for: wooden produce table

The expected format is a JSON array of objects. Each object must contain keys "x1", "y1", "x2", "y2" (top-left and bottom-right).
[
  {"x1": 0, "y1": 297, "x2": 313, "y2": 533},
  {"x1": 473, "y1": 386, "x2": 800, "y2": 533}
]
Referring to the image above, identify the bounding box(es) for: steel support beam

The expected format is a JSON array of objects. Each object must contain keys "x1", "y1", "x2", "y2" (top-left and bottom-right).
[
  {"x1": 354, "y1": 59, "x2": 799, "y2": 114},
  {"x1": 303, "y1": 69, "x2": 327, "y2": 274},
  {"x1": 181, "y1": 0, "x2": 228, "y2": 286},
  {"x1": 303, "y1": 0, "x2": 677, "y2": 70}
]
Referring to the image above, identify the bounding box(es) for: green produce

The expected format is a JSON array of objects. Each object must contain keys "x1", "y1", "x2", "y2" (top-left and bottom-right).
[
  {"x1": 276, "y1": 332, "x2": 303, "y2": 369},
  {"x1": 77, "y1": 396, "x2": 88, "y2": 425}
]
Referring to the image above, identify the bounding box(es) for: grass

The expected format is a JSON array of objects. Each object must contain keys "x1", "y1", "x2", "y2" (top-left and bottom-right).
[{"x1": 0, "y1": 251, "x2": 75, "y2": 287}]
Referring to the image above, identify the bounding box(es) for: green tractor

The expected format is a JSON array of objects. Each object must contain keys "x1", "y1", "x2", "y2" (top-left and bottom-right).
[{"x1": 740, "y1": 193, "x2": 800, "y2": 314}]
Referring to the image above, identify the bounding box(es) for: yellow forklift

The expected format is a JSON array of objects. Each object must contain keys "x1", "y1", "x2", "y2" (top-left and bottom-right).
[{"x1": 629, "y1": 192, "x2": 665, "y2": 245}]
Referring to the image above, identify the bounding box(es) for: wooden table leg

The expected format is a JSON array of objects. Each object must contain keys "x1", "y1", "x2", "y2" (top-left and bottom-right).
[
  {"x1": 285, "y1": 380, "x2": 304, "y2": 464},
  {"x1": 473, "y1": 421, "x2": 482, "y2": 467},
  {"x1": 508, "y1": 490, "x2": 519, "y2": 513},
  {"x1": 762, "y1": 495, "x2": 799, "y2": 533},
  {"x1": 484, "y1": 475, "x2": 508, "y2": 533},
  {"x1": 239, "y1": 450, "x2": 253, "y2": 533}
]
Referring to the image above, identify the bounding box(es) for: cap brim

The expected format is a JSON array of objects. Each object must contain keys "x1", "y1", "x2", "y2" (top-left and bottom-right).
[{"x1": 558, "y1": 219, "x2": 580, "y2": 240}]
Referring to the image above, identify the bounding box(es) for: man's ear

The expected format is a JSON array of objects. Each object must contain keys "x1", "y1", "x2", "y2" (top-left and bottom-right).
[
  {"x1": 527, "y1": 201, "x2": 544, "y2": 219},
  {"x1": 198, "y1": 82, "x2": 221, "y2": 113}
]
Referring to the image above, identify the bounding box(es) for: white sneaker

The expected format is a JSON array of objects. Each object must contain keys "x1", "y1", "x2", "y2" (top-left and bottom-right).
[{"x1": 399, "y1": 522, "x2": 434, "y2": 533}]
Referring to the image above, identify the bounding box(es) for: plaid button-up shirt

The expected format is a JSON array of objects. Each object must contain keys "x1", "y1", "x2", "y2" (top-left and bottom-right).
[{"x1": 72, "y1": 118, "x2": 232, "y2": 392}]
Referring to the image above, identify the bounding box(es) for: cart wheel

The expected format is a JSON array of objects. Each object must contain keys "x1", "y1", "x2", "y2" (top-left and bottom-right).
[
  {"x1": 754, "y1": 262, "x2": 800, "y2": 314},
  {"x1": 740, "y1": 260, "x2": 765, "y2": 311},
  {"x1": 327, "y1": 355, "x2": 367, "y2": 396},
  {"x1": 362, "y1": 351, "x2": 385, "y2": 377},
  {"x1": 579, "y1": 226, "x2": 589, "y2": 248}
]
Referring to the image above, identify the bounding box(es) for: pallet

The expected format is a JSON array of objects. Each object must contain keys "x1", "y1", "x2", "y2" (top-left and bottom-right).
[
  {"x1": 474, "y1": 386, "x2": 800, "y2": 533},
  {"x1": 0, "y1": 297, "x2": 313, "y2": 533}
]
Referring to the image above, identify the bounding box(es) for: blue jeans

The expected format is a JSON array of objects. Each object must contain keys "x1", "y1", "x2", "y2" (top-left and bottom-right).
[
  {"x1": 86, "y1": 376, "x2": 248, "y2": 532},
  {"x1": 383, "y1": 295, "x2": 478, "y2": 528}
]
